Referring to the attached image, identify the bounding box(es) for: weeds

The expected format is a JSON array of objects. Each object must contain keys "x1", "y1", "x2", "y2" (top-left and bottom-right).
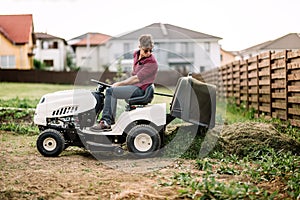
[
  {"x1": 169, "y1": 171, "x2": 277, "y2": 199},
  {"x1": 0, "y1": 97, "x2": 38, "y2": 108},
  {"x1": 163, "y1": 147, "x2": 300, "y2": 199},
  {"x1": 0, "y1": 99, "x2": 38, "y2": 135},
  {"x1": 0, "y1": 123, "x2": 38, "y2": 135}
]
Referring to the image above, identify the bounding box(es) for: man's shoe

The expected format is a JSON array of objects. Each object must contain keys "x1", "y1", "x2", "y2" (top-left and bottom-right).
[{"x1": 90, "y1": 120, "x2": 111, "y2": 131}]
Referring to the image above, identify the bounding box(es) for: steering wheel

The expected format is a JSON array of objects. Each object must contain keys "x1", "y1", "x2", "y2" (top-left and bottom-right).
[{"x1": 90, "y1": 79, "x2": 112, "y2": 88}]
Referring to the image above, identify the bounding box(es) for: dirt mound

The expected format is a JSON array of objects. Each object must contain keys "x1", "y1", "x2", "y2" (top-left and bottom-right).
[{"x1": 215, "y1": 122, "x2": 300, "y2": 156}]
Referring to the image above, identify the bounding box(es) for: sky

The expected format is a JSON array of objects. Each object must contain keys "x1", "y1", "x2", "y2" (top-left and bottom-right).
[{"x1": 1, "y1": 0, "x2": 300, "y2": 51}]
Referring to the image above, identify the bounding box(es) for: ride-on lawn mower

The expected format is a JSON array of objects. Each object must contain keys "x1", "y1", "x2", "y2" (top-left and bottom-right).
[{"x1": 34, "y1": 74, "x2": 216, "y2": 158}]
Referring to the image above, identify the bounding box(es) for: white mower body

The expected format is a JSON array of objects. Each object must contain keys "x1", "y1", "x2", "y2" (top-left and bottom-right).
[
  {"x1": 82, "y1": 103, "x2": 166, "y2": 136},
  {"x1": 34, "y1": 88, "x2": 166, "y2": 134},
  {"x1": 34, "y1": 89, "x2": 96, "y2": 126}
]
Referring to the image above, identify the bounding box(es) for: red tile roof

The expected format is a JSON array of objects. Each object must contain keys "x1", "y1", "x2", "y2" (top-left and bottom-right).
[
  {"x1": 73, "y1": 33, "x2": 111, "y2": 46},
  {"x1": 0, "y1": 14, "x2": 33, "y2": 44}
]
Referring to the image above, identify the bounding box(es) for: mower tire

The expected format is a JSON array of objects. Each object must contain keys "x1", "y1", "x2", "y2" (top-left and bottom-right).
[
  {"x1": 126, "y1": 124, "x2": 161, "y2": 158},
  {"x1": 36, "y1": 129, "x2": 65, "y2": 157}
]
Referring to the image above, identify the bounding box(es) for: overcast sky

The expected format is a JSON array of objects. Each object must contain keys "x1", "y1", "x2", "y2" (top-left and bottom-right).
[{"x1": 1, "y1": 0, "x2": 300, "y2": 51}]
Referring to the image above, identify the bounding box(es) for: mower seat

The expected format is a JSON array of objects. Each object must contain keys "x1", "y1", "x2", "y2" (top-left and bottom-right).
[{"x1": 125, "y1": 84, "x2": 154, "y2": 110}]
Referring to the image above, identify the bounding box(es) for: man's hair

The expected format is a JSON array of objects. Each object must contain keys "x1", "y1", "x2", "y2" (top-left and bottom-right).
[{"x1": 139, "y1": 34, "x2": 154, "y2": 49}]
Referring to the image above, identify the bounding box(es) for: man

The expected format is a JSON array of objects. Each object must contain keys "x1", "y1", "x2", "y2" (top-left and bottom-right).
[{"x1": 91, "y1": 34, "x2": 158, "y2": 131}]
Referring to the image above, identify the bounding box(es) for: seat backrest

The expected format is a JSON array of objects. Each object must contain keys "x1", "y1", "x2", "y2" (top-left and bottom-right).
[{"x1": 126, "y1": 84, "x2": 154, "y2": 105}]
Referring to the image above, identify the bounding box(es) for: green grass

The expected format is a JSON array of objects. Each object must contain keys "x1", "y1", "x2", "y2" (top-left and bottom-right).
[
  {"x1": 164, "y1": 148, "x2": 300, "y2": 199},
  {"x1": 0, "y1": 82, "x2": 76, "y2": 100},
  {"x1": 1, "y1": 82, "x2": 300, "y2": 199},
  {"x1": 0, "y1": 82, "x2": 173, "y2": 104},
  {"x1": 0, "y1": 82, "x2": 77, "y2": 134}
]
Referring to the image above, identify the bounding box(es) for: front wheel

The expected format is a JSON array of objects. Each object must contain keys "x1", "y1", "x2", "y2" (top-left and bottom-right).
[
  {"x1": 126, "y1": 124, "x2": 161, "y2": 158},
  {"x1": 36, "y1": 129, "x2": 65, "y2": 157}
]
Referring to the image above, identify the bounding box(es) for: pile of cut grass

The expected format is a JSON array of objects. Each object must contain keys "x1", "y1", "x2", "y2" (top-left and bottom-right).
[{"x1": 216, "y1": 122, "x2": 300, "y2": 156}]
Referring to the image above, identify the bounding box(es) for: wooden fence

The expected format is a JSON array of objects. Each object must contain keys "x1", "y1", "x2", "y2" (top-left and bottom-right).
[{"x1": 200, "y1": 49, "x2": 300, "y2": 127}]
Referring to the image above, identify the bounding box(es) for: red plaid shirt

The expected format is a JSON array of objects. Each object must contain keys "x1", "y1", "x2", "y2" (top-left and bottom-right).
[{"x1": 132, "y1": 50, "x2": 158, "y2": 90}]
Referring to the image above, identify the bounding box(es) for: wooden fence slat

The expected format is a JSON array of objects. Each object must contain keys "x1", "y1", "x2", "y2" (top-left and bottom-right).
[
  {"x1": 289, "y1": 86, "x2": 300, "y2": 92},
  {"x1": 287, "y1": 49, "x2": 300, "y2": 58},
  {"x1": 272, "y1": 93, "x2": 285, "y2": 99},
  {"x1": 290, "y1": 119, "x2": 300, "y2": 127},
  {"x1": 273, "y1": 102, "x2": 286, "y2": 109},
  {"x1": 289, "y1": 96, "x2": 300, "y2": 103},
  {"x1": 288, "y1": 70, "x2": 300, "y2": 81},
  {"x1": 288, "y1": 108, "x2": 300, "y2": 115}
]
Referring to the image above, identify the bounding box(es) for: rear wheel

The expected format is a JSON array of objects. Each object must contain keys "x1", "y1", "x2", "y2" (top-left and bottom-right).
[
  {"x1": 126, "y1": 124, "x2": 161, "y2": 158},
  {"x1": 36, "y1": 129, "x2": 65, "y2": 157}
]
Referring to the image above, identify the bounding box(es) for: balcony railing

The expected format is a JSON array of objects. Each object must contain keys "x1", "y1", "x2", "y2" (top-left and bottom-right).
[{"x1": 167, "y1": 52, "x2": 194, "y2": 59}]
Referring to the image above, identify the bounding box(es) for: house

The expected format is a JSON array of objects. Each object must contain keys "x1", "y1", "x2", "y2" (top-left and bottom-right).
[
  {"x1": 0, "y1": 14, "x2": 35, "y2": 69},
  {"x1": 107, "y1": 23, "x2": 222, "y2": 73},
  {"x1": 34, "y1": 32, "x2": 68, "y2": 71},
  {"x1": 69, "y1": 33, "x2": 112, "y2": 71},
  {"x1": 220, "y1": 48, "x2": 237, "y2": 66},
  {"x1": 238, "y1": 33, "x2": 300, "y2": 60}
]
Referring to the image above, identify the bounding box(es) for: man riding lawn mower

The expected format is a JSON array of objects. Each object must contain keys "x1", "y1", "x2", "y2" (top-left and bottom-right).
[{"x1": 34, "y1": 74, "x2": 216, "y2": 158}]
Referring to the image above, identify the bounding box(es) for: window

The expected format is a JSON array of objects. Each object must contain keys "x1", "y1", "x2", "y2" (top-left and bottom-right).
[
  {"x1": 200, "y1": 66, "x2": 205, "y2": 72},
  {"x1": 181, "y1": 42, "x2": 188, "y2": 54},
  {"x1": 43, "y1": 60, "x2": 54, "y2": 67},
  {"x1": 204, "y1": 42, "x2": 210, "y2": 53},
  {"x1": 52, "y1": 41, "x2": 58, "y2": 49},
  {"x1": 168, "y1": 42, "x2": 194, "y2": 58},
  {"x1": 42, "y1": 41, "x2": 49, "y2": 49},
  {"x1": 0, "y1": 55, "x2": 16, "y2": 68},
  {"x1": 123, "y1": 66, "x2": 131, "y2": 72},
  {"x1": 42, "y1": 41, "x2": 58, "y2": 49},
  {"x1": 180, "y1": 42, "x2": 193, "y2": 58},
  {"x1": 123, "y1": 43, "x2": 132, "y2": 59},
  {"x1": 154, "y1": 42, "x2": 159, "y2": 52}
]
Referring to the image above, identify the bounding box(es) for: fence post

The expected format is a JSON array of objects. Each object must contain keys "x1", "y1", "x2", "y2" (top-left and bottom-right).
[
  {"x1": 256, "y1": 55, "x2": 260, "y2": 117},
  {"x1": 284, "y1": 50, "x2": 289, "y2": 121},
  {"x1": 268, "y1": 51, "x2": 272, "y2": 118},
  {"x1": 237, "y1": 60, "x2": 241, "y2": 106},
  {"x1": 219, "y1": 67, "x2": 224, "y2": 100},
  {"x1": 246, "y1": 59, "x2": 249, "y2": 110}
]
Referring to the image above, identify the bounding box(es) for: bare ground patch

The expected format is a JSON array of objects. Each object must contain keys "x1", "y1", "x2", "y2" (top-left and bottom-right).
[
  {"x1": 1, "y1": 121, "x2": 299, "y2": 199},
  {"x1": 0, "y1": 131, "x2": 199, "y2": 200}
]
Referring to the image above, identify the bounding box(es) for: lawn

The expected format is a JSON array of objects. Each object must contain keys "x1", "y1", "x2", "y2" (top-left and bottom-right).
[
  {"x1": 0, "y1": 82, "x2": 76, "y2": 100},
  {"x1": 0, "y1": 82, "x2": 175, "y2": 105},
  {"x1": 0, "y1": 82, "x2": 299, "y2": 199}
]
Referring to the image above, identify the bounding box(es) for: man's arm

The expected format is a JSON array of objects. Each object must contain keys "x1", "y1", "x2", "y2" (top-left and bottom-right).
[{"x1": 112, "y1": 75, "x2": 140, "y2": 87}]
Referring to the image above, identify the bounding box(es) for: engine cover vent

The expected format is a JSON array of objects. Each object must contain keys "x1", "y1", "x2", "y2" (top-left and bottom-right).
[{"x1": 52, "y1": 106, "x2": 78, "y2": 116}]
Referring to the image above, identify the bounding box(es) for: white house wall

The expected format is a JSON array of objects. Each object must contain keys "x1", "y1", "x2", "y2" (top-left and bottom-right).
[
  {"x1": 210, "y1": 42, "x2": 221, "y2": 68},
  {"x1": 107, "y1": 39, "x2": 221, "y2": 73},
  {"x1": 107, "y1": 40, "x2": 139, "y2": 71},
  {"x1": 76, "y1": 45, "x2": 109, "y2": 72},
  {"x1": 193, "y1": 40, "x2": 220, "y2": 73},
  {"x1": 34, "y1": 39, "x2": 67, "y2": 71}
]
